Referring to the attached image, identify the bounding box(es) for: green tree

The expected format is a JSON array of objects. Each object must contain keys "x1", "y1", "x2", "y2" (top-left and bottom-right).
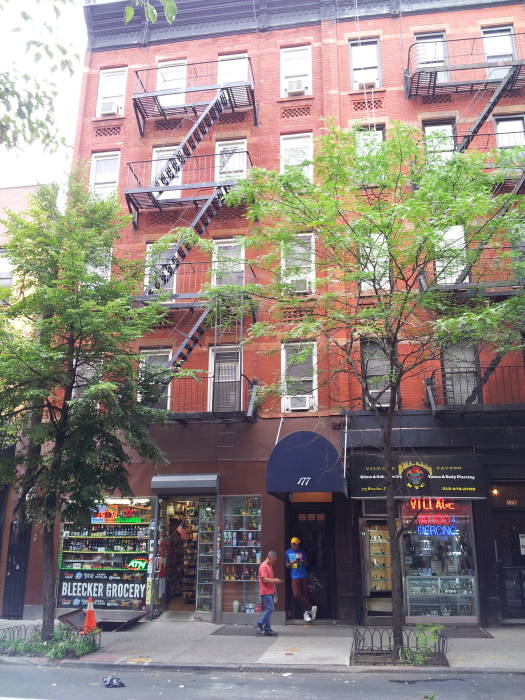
[
  {"x1": 0, "y1": 177, "x2": 172, "y2": 639},
  {"x1": 0, "y1": 0, "x2": 75, "y2": 149},
  {"x1": 221, "y1": 122, "x2": 525, "y2": 656}
]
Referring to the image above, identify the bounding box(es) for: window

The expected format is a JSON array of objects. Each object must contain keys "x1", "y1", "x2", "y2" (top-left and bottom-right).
[
  {"x1": 360, "y1": 233, "x2": 389, "y2": 292},
  {"x1": 0, "y1": 249, "x2": 12, "y2": 287},
  {"x1": 415, "y1": 33, "x2": 448, "y2": 83},
  {"x1": 483, "y1": 26, "x2": 515, "y2": 79},
  {"x1": 140, "y1": 349, "x2": 171, "y2": 410},
  {"x1": 217, "y1": 53, "x2": 249, "y2": 84},
  {"x1": 156, "y1": 60, "x2": 186, "y2": 108},
  {"x1": 144, "y1": 242, "x2": 175, "y2": 294},
  {"x1": 72, "y1": 362, "x2": 99, "y2": 399},
  {"x1": 356, "y1": 126, "x2": 385, "y2": 157},
  {"x1": 282, "y1": 342, "x2": 316, "y2": 412},
  {"x1": 442, "y1": 344, "x2": 480, "y2": 405},
  {"x1": 208, "y1": 346, "x2": 241, "y2": 412},
  {"x1": 361, "y1": 340, "x2": 391, "y2": 408},
  {"x1": 281, "y1": 233, "x2": 315, "y2": 293},
  {"x1": 280, "y1": 133, "x2": 313, "y2": 181},
  {"x1": 423, "y1": 122, "x2": 455, "y2": 164},
  {"x1": 89, "y1": 152, "x2": 120, "y2": 199},
  {"x1": 435, "y1": 225, "x2": 467, "y2": 284},
  {"x1": 86, "y1": 247, "x2": 112, "y2": 282},
  {"x1": 495, "y1": 117, "x2": 525, "y2": 149},
  {"x1": 280, "y1": 45, "x2": 312, "y2": 97},
  {"x1": 151, "y1": 146, "x2": 182, "y2": 201},
  {"x1": 96, "y1": 67, "x2": 127, "y2": 117},
  {"x1": 212, "y1": 239, "x2": 244, "y2": 287},
  {"x1": 349, "y1": 39, "x2": 380, "y2": 90},
  {"x1": 215, "y1": 139, "x2": 247, "y2": 181}
]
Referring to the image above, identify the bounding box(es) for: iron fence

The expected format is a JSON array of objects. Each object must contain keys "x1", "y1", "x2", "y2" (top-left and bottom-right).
[
  {"x1": 351, "y1": 626, "x2": 448, "y2": 666},
  {"x1": 168, "y1": 375, "x2": 257, "y2": 416},
  {"x1": 426, "y1": 364, "x2": 525, "y2": 408}
]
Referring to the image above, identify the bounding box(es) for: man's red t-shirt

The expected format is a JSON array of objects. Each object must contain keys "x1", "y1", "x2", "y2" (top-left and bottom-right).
[{"x1": 258, "y1": 560, "x2": 276, "y2": 595}]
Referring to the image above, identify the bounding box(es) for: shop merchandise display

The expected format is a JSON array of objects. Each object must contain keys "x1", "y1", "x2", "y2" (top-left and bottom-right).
[
  {"x1": 222, "y1": 496, "x2": 262, "y2": 614},
  {"x1": 362, "y1": 522, "x2": 392, "y2": 595}
]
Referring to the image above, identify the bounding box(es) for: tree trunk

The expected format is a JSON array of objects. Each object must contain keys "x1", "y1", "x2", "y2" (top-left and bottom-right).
[{"x1": 41, "y1": 523, "x2": 56, "y2": 641}]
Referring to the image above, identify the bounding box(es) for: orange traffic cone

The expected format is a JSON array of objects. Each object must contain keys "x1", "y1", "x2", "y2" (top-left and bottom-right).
[{"x1": 82, "y1": 596, "x2": 97, "y2": 634}]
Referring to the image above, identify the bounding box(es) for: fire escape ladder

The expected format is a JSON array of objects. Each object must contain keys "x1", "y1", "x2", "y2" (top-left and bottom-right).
[
  {"x1": 171, "y1": 307, "x2": 211, "y2": 369},
  {"x1": 457, "y1": 66, "x2": 521, "y2": 152}
]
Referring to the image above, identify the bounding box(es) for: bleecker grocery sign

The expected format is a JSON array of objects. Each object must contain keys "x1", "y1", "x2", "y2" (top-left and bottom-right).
[
  {"x1": 349, "y1": 454, "x2": 485, "y2": 499},
  {"x1": 57, "y1": 571, "x2": 147, "y2": 610}
]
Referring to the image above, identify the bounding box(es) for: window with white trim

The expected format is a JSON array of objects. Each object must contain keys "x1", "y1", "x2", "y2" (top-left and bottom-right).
[
  {"x1": 415, "y1": 33, "x2": 449, "y2": 83},
  {"x1": 443, "y1": 343, "x2": 480, "y2": 405},
  {"x1": 483, "y1": 26, "x2": 515, "y2": 80},
  {"x1": 89, "y1": 151, "x2": 120, "y2": 199},
  {"x1": 280, "y1": 45, "x2": 312, "y2": 97},
  {"x1": 0, "y1": 249, "x2": 12, "y2": 288},
  {"x1": 349, "y1": 39, "x2": 380, "y2": 90},
  {"x1": 282, "y1": 342, "x2": 317, "y2": 412},
  {"x1": 280, "y1": 133, "x2": 313, "y2": 181},
  {"x1": 215, "y1": 139, "x2": 247, "y2": 181},
  {"x1": 435, "y1": 225, "x2": 468, "y2": 284},
  {"x1": 86, "y1": 247, "x2": 112, "y2": 282},
  {"x1": 356, "y1": 126, "x2": 385, "y2": 157},
  {"x1": 139, "y1": 349, "x2": 171, "y2": 410},
  {"x1": 361, "y1": 340, "x2": 392, "y2": 409},
  {"x1": 217, "y1": 53, "x2": 249, "y2": 84},
  {"x1": 156, "y1": 60, "x2": 186, "y2": 108},
  {"x1": 423, "y1": 121, "x2": 455, "y2": 164},
  {"x1": 495, "y1": 116, "x2": 525, "y2": 149},
  {"x1": 360, "y1": 233, "x2": 389, "y2": 292},
  {"x1": 151, "y1": 145, "x2": 182, "y2": 201},
  {"x1": 96, "y1": 67, "x2": 127, "y2": 117},
  {"x1": 281, "y1": 233, "x2": 315, "y2": 294},
  {"x1": 208, "y1": 346, "x2": 241, "y2": 412},
  {"x1": 144, "y1": 242, "x2": 175, "y2": 294},
  {"x1": 72, "y1": 362, "x2": 100, "y2": 399},
  {"x1": 212, "y1": 239, "x2": 244, "y2": 287}
]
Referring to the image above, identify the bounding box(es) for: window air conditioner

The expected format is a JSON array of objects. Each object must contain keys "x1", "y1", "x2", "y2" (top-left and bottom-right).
[
  {"x1": 357, "y1": 82, "x2": 377, "y2": 90},
  {"x1": 100, "y1": 100, "x2": 121, "y2": 117},
  {"x1": 289, "y1": 277, "x2": 312, "y2": 294},
  {"x1": 367, "y1": 388, "x2": 391, "y2": 409},
  {"x1": 285, "y1": 394, "x2": 313, "y2": 411},
  {"x1": 286, "y1": 79, "x2": 306, "y2": 96}
]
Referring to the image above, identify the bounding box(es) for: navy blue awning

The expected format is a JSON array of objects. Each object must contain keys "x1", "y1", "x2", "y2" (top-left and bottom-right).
[{"x1": 266, "y1": 431, "x2": 346, "y2": 499}]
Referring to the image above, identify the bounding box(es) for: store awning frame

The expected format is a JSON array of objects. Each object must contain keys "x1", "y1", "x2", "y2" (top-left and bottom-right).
[{"x1": 151, "y1": 473, "x2": 218, "y2": 495}]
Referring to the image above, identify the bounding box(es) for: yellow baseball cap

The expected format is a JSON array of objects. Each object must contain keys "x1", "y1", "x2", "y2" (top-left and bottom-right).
[{"x1": 290, "y1": 537, "x2": 301, "y2": 544}]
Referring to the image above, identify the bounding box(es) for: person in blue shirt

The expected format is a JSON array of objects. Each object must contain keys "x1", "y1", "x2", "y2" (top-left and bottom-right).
[{"x1": 285, "y1": 536, "x2": 317, "y2": 622}]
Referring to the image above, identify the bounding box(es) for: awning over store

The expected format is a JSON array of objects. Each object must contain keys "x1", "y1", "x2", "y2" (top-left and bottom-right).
[
  {"x1": 267, "y1": 431, "x2": 346, "y2": 500},
  {"x1": 348, "y1": 452, "x2": 486, "y2": 499},
  {"x1": 151, "y1": 474, "x2": 218, "y2": 495}
]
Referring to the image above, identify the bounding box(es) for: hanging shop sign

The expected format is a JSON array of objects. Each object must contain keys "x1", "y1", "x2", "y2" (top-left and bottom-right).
[
  {"x1": 349, "y1": 454, "x2": 485, "y2": 499},
  {"x1": 57, "y1": 570, "x2": 147, "y2": 610}
]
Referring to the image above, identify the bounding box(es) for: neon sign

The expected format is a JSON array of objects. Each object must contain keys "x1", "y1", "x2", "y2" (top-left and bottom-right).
[
  {"x1": 409, "y1": 498, "x2": 455, "y2": 511},
  {"x1": 417, "y1": 524, "x2": 459, "y2": 536},
  {"x1": 125, "y1": 558, "x2": 148, "y2": 571}
]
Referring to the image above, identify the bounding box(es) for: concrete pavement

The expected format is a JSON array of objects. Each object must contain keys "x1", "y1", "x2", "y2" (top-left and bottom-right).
[{"x1": 1, "y1": 616, "x2": 524, "y2": 673}]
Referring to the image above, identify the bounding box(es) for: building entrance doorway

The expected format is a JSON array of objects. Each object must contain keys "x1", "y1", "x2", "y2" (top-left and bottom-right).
[
  {"x1": 286, "y1": 498, "x2": 334, "y2": 620},
  {"x1": 495, "y1": 511, "x2": 525, "y2": 620}
]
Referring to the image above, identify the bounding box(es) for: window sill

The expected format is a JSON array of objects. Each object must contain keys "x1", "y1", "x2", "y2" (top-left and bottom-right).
[
  {"x1": 348, "y1": 88, "x2": 386, "y2": 96},
  {"x1": 91, "y1": 115, "x2": 126, "y2": 123},
  {"x1": 277, "y1": 95, "x2": 315, "y2": 103}
]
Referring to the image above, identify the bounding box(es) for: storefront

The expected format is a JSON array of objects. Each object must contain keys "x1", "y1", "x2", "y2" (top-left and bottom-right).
[{"x1": 350, "y1": 453, "x2": 486, "y2": 624}]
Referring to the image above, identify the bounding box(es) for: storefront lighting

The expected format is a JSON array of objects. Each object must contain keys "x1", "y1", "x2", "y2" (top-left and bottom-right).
[{"x1": 491, "y1": 488, "x2": 500, "y2": 497}]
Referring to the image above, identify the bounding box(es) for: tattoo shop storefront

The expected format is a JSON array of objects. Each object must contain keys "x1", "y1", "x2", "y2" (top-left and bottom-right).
[{"x1": 349, "y1": 453, "x2": 486, "y2": 624}]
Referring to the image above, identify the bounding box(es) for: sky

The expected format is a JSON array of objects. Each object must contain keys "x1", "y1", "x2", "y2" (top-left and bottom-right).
[{"x1": 0, "y1": 0, "x2": 88, "y2": 189}]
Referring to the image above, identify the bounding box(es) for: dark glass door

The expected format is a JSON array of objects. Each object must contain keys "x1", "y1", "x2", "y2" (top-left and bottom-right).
[
  {"x1": 2, "y1": 521, "x2": 31, "y2": 619},
  {"x1": 287, "y1": 504, "x2": 334, "y2": 620},
  {"x1": 495, "y1": 512, "x2": 525, "y2": 619}
]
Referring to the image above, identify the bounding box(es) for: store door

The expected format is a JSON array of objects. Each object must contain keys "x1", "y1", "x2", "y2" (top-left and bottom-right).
[
  {"x1": 2, "y1": 521, "x2": 31, "y2": 619},
  {"x1": 495, "y1": 512, "x2": 525, "y2": 619},
  {"x1": 287, "y1": 503, "x2": 334, "y2": 620}
]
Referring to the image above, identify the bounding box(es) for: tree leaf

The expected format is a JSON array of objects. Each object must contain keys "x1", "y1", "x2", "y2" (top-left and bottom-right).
[
  {"x1": 163, "y1": 0, "x2": 178, "y2": 24},
  {"x1": 124, "y1": 5, "x2": 134, "y2": 24},
  {"x1": 144, "y1": 3, "x2": 158, "y2": 23}
]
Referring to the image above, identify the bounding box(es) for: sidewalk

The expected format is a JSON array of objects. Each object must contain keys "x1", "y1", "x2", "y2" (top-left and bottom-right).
[{"x1": 1, "y1": 616, "x2": 524, "y2": 673}]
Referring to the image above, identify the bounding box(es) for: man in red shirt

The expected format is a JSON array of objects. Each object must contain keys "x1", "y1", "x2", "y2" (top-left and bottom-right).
[{"x1": 255, "y1": 551, "x2": 281, "y2": 636}]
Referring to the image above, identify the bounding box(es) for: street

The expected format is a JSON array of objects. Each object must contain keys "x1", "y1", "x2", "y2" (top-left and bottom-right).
[{"x1": 0, "y1": 666, "x2": 523, "y2": 700}]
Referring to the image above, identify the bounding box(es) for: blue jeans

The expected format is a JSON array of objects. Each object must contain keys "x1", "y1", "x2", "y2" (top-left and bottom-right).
[{"x1": 256, "y1": 594, "x2": 275, "y2": 630}]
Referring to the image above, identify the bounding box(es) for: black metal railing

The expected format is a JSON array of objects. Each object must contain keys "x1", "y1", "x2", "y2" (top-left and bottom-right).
[
  {"x1": 126, "y1": 151, "x2": 253, "y2": 193},
  {"x1": 425, "y1": 364, "x2": 525, "y2": 409},
  {"x1": 428, "y1": 246, "x2": 525, "y2": 288},
  {"x1": 168, "y1": 375, "x2": 258, "y2": 417},
  {"x1": 351, "y1": 626, "x2": 448, "y2": 666}
]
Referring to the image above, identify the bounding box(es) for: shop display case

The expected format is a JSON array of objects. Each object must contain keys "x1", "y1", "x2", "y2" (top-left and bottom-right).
[
  {"x1": 196, "y1": 498, "x2": 216, "y2": 612},
  {"x1": 222, "y1": 496, "x2": 261, "y2": 618},
  {"x1": 57, "y1": 499, "x2": 152, "y2": 610},
  {"x1": 406, "y1": 575, "x2": 476, "y2": 617},
  {"x1": 361, "y1": 522, "x2": 392, "y2": 595}
]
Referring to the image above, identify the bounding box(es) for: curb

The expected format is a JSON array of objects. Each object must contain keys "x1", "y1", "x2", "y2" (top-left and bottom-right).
[{"x1": 1, "y1": 656, "x2": 523, "y2": 675}]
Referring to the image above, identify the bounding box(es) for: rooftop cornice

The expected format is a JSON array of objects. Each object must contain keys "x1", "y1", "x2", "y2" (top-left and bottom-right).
[{"x1": 84, "y1": 0, "x2": 523, "y2": 52}]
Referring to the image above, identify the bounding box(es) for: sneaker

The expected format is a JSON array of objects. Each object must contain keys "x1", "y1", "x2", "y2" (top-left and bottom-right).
[
  {"x1": 264, "y1": 629, "x2": 278, "y2": 636},
  {"x1": 311, "y1": 605, "x2": 317, "y2": 621},
  {"x1": 303, "y1": 610, "x2": 312, "y2": 623},
  {"x1": 255, "y1": 623, "x2": 265, "y2": 636}
]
